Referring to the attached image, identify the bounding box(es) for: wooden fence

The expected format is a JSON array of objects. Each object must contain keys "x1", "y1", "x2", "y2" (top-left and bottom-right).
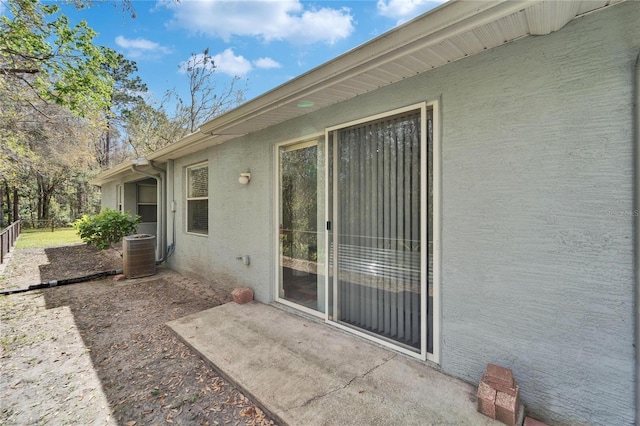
[{"x1": 1, "y1": 220, "x2": 21, "y2": 264}]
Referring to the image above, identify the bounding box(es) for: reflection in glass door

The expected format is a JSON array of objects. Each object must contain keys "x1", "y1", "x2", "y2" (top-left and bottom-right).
[
  {"x1": 328, "y1": 107, "x2": 430, "y2": 356},
  {"x1": 277, "y1": 140, "x2": 325, "y2": 313}
]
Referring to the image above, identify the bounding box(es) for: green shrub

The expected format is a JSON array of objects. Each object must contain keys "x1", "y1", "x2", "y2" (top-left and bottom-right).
[{"x1": 73, "y1": 208, "x2": 141, "y2": 250}]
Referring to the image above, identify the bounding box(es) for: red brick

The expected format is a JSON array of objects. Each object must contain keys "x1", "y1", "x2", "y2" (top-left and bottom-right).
[
  {"x1": 231, "y1": 287, "x2": 254, "y2": 304},
  {"x1": 495, "y1": 387, "x2": 519, "y2": 426},
  {"x1": 524, "y1": 417, "x2": 549, "y2": 426},
  {"x1": 484, "y1": 373, "x2": 518, "y2": 396},
  {"x1": 477, "y1": 380, "x2": 497, "y2": 419},
  {"x1": 487, "y1": 363, "x2": 514, "y2": 388}
]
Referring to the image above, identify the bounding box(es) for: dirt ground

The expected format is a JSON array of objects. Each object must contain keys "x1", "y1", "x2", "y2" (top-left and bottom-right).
[{"x1": 0, "y1": 243, "x2": 276, "y2": 425}]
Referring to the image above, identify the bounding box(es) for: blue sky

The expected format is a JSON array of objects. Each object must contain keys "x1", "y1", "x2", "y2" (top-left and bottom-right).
[{"x1": 6, "y1": 0, "x2": 446, "y2": 106}]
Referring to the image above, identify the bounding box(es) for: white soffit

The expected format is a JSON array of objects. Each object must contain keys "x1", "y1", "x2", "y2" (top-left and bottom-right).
[
  {"x1": 194, "y1": 0, "x2": 622, "y2": 144},
  {"x1": 94, "y1": 0, "x2": 624, "y2": 184}
]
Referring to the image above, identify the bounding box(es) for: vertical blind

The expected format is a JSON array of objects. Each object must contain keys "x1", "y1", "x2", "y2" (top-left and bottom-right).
[{"x1": 336, "y1": 110, "x2": 422, "y2": 350}]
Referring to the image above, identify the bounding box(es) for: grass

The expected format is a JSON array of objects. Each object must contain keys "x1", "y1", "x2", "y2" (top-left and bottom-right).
[{"x1": 15, "y1": 227, "x2": 83, "y2": 249}]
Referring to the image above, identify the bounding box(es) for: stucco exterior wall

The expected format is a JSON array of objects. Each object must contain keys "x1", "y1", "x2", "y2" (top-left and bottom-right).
[
  {"x1": 167, "y1": 138, "x2": 274, "y2": 300},
  {"x1": 100, "y1": 182, "x2": 117, "y2": 211},
  {"x1": 434, "y1": 5, "x2": 637, "y2": 425},
  {"x1": 160, "y1": 2, "x2": 636, "y2": 424}
]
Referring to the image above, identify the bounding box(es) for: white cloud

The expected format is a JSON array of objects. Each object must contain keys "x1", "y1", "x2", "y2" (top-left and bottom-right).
[
  {"x1": 254, "y1": 57, "x2": 281, "y2": 69},
  {"x1": 212, "y1": 49, "x2": 253, "y2": 76},
  {"x1": 115, "y1": 35, "x2": 172, "y2": 59},
  {"x1": 180, "y1": 49, "x2": 253, "y2": 77},
  {"x1": 377, "y1": 0, "x2": 447, "y2": 25},
  {"x1": 162, "y1": 0, "x2": 354, "y2": 45}
]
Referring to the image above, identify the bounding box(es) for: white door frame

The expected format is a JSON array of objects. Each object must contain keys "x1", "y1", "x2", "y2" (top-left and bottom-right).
[
  {"x1": 323, "y1": 101, "x2": 440, "y2": 363},
  {"x1": 272, "y1": 100, "x2": 441, "y2": 364},
  {"x1": 274, "y1": 133, "x2": 327, "y2": 319}
]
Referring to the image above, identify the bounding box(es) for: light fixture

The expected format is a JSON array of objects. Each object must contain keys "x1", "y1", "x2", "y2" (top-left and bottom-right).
[
  {"x1": 239, "y1": 172, "x2": 251, "y2": 185},
  {"x1": 297, "y1": 101, "x2": 315, "y2": 108}
]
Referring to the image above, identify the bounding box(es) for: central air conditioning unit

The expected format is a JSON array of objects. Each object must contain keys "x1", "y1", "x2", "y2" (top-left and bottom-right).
[{"x1": 123, "y1": 234, "x2": 157, "y2": 278}]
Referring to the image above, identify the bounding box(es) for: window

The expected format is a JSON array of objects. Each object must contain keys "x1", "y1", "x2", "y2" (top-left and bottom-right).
[
  {"x1": 116, "y1": 185, "x2": 123, "y2": 213},
  {"x1": 137, "y1": 182, "x2": 157, "y2": 222},
  {"x1": 186, "y1": 163, "x2": 208, "y2": 235}
]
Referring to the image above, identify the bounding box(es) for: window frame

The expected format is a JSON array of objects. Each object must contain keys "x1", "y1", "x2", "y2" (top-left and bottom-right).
[
  {"x1": 185, "y1": 162, "x2": 209, "y2": 236},
  {"x1": 274, "y1": 134, "x2": 326, "y2": 319},
  {"x1": 116, "y1": 184, "x2": 123, "y2": 213},
  {"x1": 137, "y1": 183, "x2": 157, "y2": 223},
  {"x1": 323, "y1": 100, "x2": 441, "y2": 363}
]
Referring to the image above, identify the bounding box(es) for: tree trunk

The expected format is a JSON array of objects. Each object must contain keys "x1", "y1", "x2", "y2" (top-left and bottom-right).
[
  {"x1": 0, "y1": 183, "x2": 4, "y2": 228},
  {"x1": 36, "y1": 174, "x2": 54, "y2": 221},
  {"x1": 104, "y1": 125, "x2": 111, "y2": 168},
  {"x1": 37, "y1": 174, "x2": 44, "y2": 221},
  {"x1": 12, "y1": 186, "x2": 19, "y2": 222},
  {"x1": 41, "y1": 192, "x2": 51, "y2": 220},
  {"x1": 76, "y1": 182, "x2": 84, "y2": 217},
  {"x1": 4, "y1": 180, "x2": 12, "y2": 224}
]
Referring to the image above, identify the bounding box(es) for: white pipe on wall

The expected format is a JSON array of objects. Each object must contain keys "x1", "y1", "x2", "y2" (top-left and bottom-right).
[
  {"x1": 166, "y1": 160, "x2": 175, "y2": 251},
  {"x1": 149, "y1": 161, "x2": 167, "y2": 262},
  {"x1": 634, "y1": 49, "x2": 640, "y2": 426}
]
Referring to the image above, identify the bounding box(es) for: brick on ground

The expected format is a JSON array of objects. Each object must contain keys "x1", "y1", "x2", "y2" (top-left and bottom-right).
[{"x1": 231, "y1": 287, "x2": 254, "y2": 304}]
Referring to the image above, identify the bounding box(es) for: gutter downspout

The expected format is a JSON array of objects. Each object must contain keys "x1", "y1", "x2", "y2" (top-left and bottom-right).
[
  {"x1": 130, "y1": 165, "x2": 163, "y2": 262},
  {"x1": 634, "y1": 50, "x2": 640, "y2": 426},
  {"x1": 166, "y1": 160, "x2": 176, "y2": 257},
  {"x1": 148, "y1": 161, "x2": 167, "y2": 263}
]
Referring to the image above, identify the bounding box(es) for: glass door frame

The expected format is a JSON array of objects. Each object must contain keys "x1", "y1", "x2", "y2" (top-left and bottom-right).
[
  {"x1": 324, "y1": 101, "x2": 440, "y2": 363},
  {"x1": 272, "y1": 100, "x2": 440, "y2": 364},
  {"x1": 274, "y1": 133, "x2": 327, "y2": 319}
]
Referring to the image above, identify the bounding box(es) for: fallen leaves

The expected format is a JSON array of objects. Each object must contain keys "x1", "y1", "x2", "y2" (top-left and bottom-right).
[
  {"x1": 8, "y1": 267, "x2": 277, "y2": 425},
  {"x1": 240, "y1": 407, "x2": 256, "y2": 417}
]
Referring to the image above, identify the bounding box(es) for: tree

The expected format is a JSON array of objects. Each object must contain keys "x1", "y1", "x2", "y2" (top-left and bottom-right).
[
  {"x1": 0, "y1": 0, "x2": 117, "y2": 116},
  {"x1": 97, "y1": 53, "x2": 148, "y2": 168},
  {"x1": 0, "y1": 0, "x2": 115, "y2": 224},
  {"x1": 123, "y1": 48, "x2": 247, "y2": 158},
  {"x1": 124, "y1": 97, "x2": 185, "y2": 157},
  {"x1": 176, "y1": 48, "x2": 247, "y2": 133}
]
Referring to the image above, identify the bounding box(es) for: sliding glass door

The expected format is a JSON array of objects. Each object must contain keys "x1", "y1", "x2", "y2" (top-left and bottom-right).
[
  {"x1": 277, "y1": 139, "x2": 325, "y2": 314},
  {"x1": 329, "y1": 105, "x2": 432, "y2": 356},
  {"x1": 275, "y1": 103, "x2": 437, "y2": 360}
]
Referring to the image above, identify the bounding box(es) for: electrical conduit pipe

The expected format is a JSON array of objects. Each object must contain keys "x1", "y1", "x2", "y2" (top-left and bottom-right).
[{"x1": 634, "y1": 49, "x2": 640, "y2": 426}]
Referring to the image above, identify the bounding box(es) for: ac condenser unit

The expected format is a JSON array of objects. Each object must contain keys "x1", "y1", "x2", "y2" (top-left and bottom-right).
[{"x1": 123, "y1": 234, "x2": 156, "y2": 278}]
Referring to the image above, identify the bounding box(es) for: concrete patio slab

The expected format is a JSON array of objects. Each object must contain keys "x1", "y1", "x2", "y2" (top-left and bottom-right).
[{"x1": 167, "y1": 302, "x2": 502, "y2": 426}]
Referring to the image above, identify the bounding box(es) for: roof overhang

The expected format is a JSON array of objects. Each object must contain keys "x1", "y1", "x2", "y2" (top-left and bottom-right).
[{"x1": 92, "y1": 0, "x2": 624, "y2": 186}]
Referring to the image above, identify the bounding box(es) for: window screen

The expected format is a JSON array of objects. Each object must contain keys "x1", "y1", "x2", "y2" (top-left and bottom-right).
[
  {"x1": 138, "y1": 184, "x2": 157, "y2": 204},
  {"x1": 186, "y1": 163, "x2": 208, "y2": 234},
  {"x1": 137, "y1": 183, "x2": 157, "y2": 222}
]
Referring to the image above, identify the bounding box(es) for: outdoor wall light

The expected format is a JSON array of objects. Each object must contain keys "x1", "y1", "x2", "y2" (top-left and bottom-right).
[{"x1": 239, "y1": 172, "x2": 251, "y2": 185}]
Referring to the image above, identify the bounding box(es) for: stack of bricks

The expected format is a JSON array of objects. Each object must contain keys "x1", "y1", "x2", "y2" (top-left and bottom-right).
[{"x1": 477, "y1": 363, "x2": 522, "y2": 426}]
